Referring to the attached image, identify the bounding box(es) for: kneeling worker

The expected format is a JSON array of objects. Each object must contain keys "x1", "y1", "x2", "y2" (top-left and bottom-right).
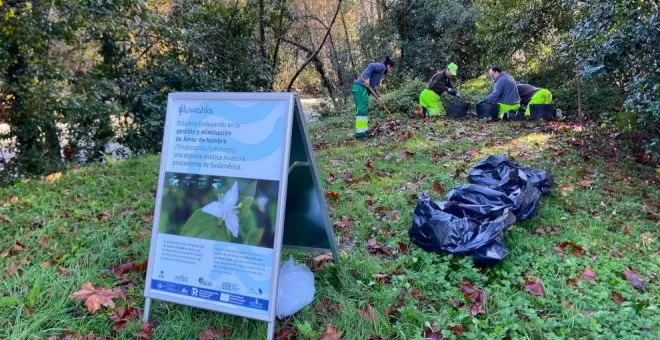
[
  {"x1": 419, "y1": 63, "x2": 460, "y2": 117},
  {"x1": 477, "y1": 67, "x2": 520, "y2": 119},
  {"x1": 517, "y1": 84, "x2": 552, "y2": 117}
]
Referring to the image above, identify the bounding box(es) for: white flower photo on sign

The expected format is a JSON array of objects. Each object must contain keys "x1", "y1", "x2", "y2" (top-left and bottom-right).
[{"x1": 201, "y1": 181, "x2": 240, "y2": 237}]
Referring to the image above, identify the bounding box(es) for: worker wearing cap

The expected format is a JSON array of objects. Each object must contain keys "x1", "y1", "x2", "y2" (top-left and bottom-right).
[
  {"x1": 477, "y1": 67, "x2": 520, "y2": 119},
  {"x1": 419, "y1": 63, "x2": 460, "y2": 117},
  {"x1": 517, "y1": 84, "x2": 553, "y2": 117}
]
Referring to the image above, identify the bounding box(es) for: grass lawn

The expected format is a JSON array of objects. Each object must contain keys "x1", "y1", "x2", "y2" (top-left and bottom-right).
[{"x1": 1, "y1": 113, "x2": 658, "y2": 339}]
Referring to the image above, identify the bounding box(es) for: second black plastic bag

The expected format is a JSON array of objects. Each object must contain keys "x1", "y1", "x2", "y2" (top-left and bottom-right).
[
  {"x1": 409, "y1": 188, "x2": 516, "y2": 266},
  {"x1": 467, "y1": 155, "x2": 553, "y2": 219}
]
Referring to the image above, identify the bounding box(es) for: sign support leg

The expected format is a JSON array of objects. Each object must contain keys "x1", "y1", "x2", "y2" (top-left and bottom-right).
[
  {"x1": 143, "y1": 297, "x2": 152, "y2": 322},
  {"x1": 267, "y1": 322, "x2": 275, "y2": 340}
]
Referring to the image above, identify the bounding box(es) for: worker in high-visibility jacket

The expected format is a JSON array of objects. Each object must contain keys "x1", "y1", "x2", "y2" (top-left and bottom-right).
[
  {"x1": 419, "y1": 63, "x2": 460, "y2": 117},
  {"x1": 477, "y1": 67, "x2": 520, "y2": 119},
  {"x1": 352, "y1": 56, "x2": 395, "y2": 139},
  {"x1": 517, "y1": 84, "x2": 553, "y2": 117}
]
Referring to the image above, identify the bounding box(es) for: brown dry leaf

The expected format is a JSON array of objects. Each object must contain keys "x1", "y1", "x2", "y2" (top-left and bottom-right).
[
  {"x1": 133, "y1": 321, "x2": 159, "y2": 340},
  {"x1": 365, "y1": 159, "x2": 374, "y2": 172},
  {"x1": 358, "y1": 304, "x2": 378, "y2": 322},
  {"x1": 325, "y1": 191, "x2": 340, "y2": 201},
  {"x1": 108, "y1": 307, "x2": 139, "y2": 332},
  {"x1": 321, "y1": 324, "x2": 342, "y2": 340},
  {"x1": 7, "y1": 258, "x2": 30, "y2": 276},
  {"x1": 640, "y1": 203, "x2": 660, "y2": 220},
  {"x1": 385, "y1": 297, "x2": 406, "y2": 316},
  {"x1": 274, "y1": 327, "x2": 297, "y2": 340},
  {"x1": 342, "y1": 170, "x2": 358, "y2": 184},
  {"x1": 409, "y1": 288, "x2": 422, "y2": 299},
  {"x1": 38, "y1": 236, "x2": 52, "y2": 246},
  {"x1": 555, "y1": 241, "x2": 585, "y2": 257},
  {"x1": 40, "y1": 261, "x2": 53, "y2": 268},
  {"x1": 312, "y1": 253, "x2": 334, "y2": 270},
  {"x1": 44, "y1": 172, "x2": 63, "y2": 184},
  {"x1": 422, "y1": 322, "x2": 443, "y2": 340},
  {"x1": 142, "y1": 214, "x2": 154, "y2": 223},
  {"x1": 611, "y1": 249, "x2": 624, "y2": 258},
  {"x1": 332, "y1": 216, "x2": 352, "y2": 234},
  {"x1": 371, "y1": 273, "x2": 390, "y2": 284},
  {"x1": 70, "y1": 282, "x2": 120, "y2": 313},
  {"x1": 397, "y1": 242, "x2": 409, "y2": 254},
  {"x1": 432, "y1": 181, "x2": 445, "y2": 196},
  {"x1": 57, "y1": 266, "x2": 71, "y2": 277},
  {"x1": 524, "y1": 278, "x2": 546, "y2": 297},
  {"x1": 459, "y1": 281, "x2": 486, "y2": 315},
  {"x1": 576, "y1": 179, "x2": 593, "y2": 188},
  {"x1": 581, "y1": 267, "x2": 597, "y2": 281},
  {"x1": 198, "y1": 327, "x2": 232, "y2": 340},
  {"x1": 611, "y1": 292, "x2": 625, "y2": 304},
  {"x1": 326, "y1": 173, "x2": 336, "y2": 184},
  {"x1": 8, "y1": 195, "x2": 19, "y2": 204},
  {"x1": 449, "y1": 324, "x2": 465, "y2": 337},
  {"x1": 111, "y1": 260, "x2": 135, "y2": 279}
]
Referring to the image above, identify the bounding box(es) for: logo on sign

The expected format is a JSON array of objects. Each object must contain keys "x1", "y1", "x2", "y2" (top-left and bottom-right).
[
  {"x1": 174, "y1": 274, "x2": 188, "y2": 283},
  {"x1": 199, "y1": 277, "x2": 212, "y2": 287}
]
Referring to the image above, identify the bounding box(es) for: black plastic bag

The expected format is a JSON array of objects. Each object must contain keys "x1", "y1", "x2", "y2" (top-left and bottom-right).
[
  {"x1": 409, "y1": 155, "x2": 552, "y2": 265},
  {"x1": 467, "y1": 155, "x2": 552, "y2": 219},
  {"x1": 409, "y1": 191, "x2": 515, "y2": 265}
]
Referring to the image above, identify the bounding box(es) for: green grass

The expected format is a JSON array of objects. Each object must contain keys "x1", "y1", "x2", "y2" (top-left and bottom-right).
[{"x1": 1, "y1": 113, "x2": 658, "y2": 339}]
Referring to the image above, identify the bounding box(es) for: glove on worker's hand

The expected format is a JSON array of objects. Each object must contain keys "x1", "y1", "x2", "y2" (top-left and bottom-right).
[
  {"x1": 456, "y1": 93, "x2": 463, "y2": 99},
  {"x1": 447, "y1": 88, "x2": 457, "y2": 96}
]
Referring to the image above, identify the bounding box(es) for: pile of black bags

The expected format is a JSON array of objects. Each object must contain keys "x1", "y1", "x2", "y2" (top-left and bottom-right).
[{"x1": 409, "y1": 155, "x2": 553, "y2": 266}]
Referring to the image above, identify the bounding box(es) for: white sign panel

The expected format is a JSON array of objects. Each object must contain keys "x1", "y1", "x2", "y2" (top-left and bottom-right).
[{"x1": 144, "y1": 92, "x2": 294, "y2": 322}]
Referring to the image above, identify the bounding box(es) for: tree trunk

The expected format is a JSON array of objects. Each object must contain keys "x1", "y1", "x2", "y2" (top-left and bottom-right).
[
  {"x1": 271, "y1": 0, "x2": 286, "y2": 69},
  {"x1": 341, "y1": 9, "x2": 356, "y2": 70},
  {"x1": 258, "y1": 0, "x2": 266, "y2": 60}
]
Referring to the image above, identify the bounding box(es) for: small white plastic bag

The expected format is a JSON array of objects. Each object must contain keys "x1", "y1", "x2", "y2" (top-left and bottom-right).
[{"x1": 275, "y1": 256, "x2": 315, "y2": 319}]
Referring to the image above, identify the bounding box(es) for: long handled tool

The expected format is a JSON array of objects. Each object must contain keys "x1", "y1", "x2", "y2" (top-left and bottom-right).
[{"x1": 353, "y1": 68, "x2": 396, "y2": 120}]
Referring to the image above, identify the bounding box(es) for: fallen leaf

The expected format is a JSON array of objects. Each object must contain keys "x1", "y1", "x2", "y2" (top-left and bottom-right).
[
  {"x1": 459, "y1": 281, "x2": 486, "y2": 315},
  {"x1": 199, "y1": 327, "x2": 232, "y2": 340},
  {"x1": 576, "y1": 179, "x2": 593, "y2": 188},
  {"x1": 315, "y1": 297, "x2": 344, "y2": 315},
  {"x1": 332, "y1": 216, "x2": 352, "y2": 234},
  {"x1": 142, "y1": 214, "x2": 153, "y2": 222},
  {"x1": 365, "y1": 159, "x2": 374, "y2": 172},
  {"x1": 397, "y1": 242, "x2": 409, "y2": 254},
  {"x1": 385, "y1": 297, "x2": 406, "y2": 315},
  {"x1": 623, "y1": 269, "x2": 645, "y2": 291},
  {"x1": 321, "y1": 324, "x2": 342, "y2": 340},
  {"x1": 326, "y1": 173, "x2": 336, "y2": 184},
  {"x1": 640, "y1": 203, "x2": 660, "y2": 220},
  {"x1": 611, "y1": 249, "x2": 623, "y2": 258},
  {"x1": 422, "y1": 322, "x2": 442, "y2": 340},
  {"x1": 432, "y1": 181, "x2": 445, "y2": 196},
  {"x1": 449, "y1": 324, "x2": 465, "y2": 337},
  {"x1": 12, "y1": 241, "x2": 26, "y2": 252},
  {"x1": 111, "y1": 260, "x2": 135, "y2": 279},
  {"x1": 358, "y1": 304, "x2": 378, "y2": 322},
  {"x1": 367, "y1": 237, "x2": 392, "y2": 256},
  {"x1": 371, "y1": 273, "x2": 390, "y2": 284},
  {"x1": 70, "y1": 282, "x2": 120, "y2": 313},
  {"x1": 133, "y1": 321, "x2": 159, "y2": 340},
  {"x1": 8, "y1": 195, "x2": 19, "y2": 204},
  {"x1": 312, "y1": 253, "x2": 334, "y2": 270},
  {"x1": 7, "y1": 258, "x2": 30, "y2": 276},
  {"x1": 325, "y1": 191, "x2": 340, "y2": 201},
  {"x1": 328, "y1": 159, "x2": 340, "y2": 165},
  {"x1": 133, "y1": 260, "x2": 148, "y2": 273},
  {"x1": 409, "y1": 288, "x2": 422, "y2": 299},
  {"x1": 611, "y1": 292, "x2": 625, "y2": 304},
  {"x1": 581, "y1": 267, "x2": 597, "y2": 281},
  {"x1": 555, "y1": 241, "x2": 584, "y2": 257},
  {"x1": 38, "y1": 236, "x2": 52, "y2": 246},
  {"x1": 97, "y1": 210, "x2": 111, "y2": 221},
  {"x1": 44, "y1": 172, "x2": 63, "y2": 184},
  {"x1": 108, "y1": 307, "x2": 139, "y2": 332},
  {"x1": 57, "y1": 266, "x2": 71, "y2": 277},
  {"x1": 49, "y1": 331, "x2": 100, "y2": 340},
  {"x1": 525, "y1": 278, "x2": 545, "y2": 297},
  {"x1": 40, "y1": 261, "x2": 52, "y2": 268},
  {"x1": 274, "y1": 327, "x2": 297, "y2": 340}
]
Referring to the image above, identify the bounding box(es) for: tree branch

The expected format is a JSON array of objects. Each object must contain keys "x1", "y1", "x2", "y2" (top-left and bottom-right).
[{"x1": 286, "y1": 0, "x2": 342, "y2": 92}]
